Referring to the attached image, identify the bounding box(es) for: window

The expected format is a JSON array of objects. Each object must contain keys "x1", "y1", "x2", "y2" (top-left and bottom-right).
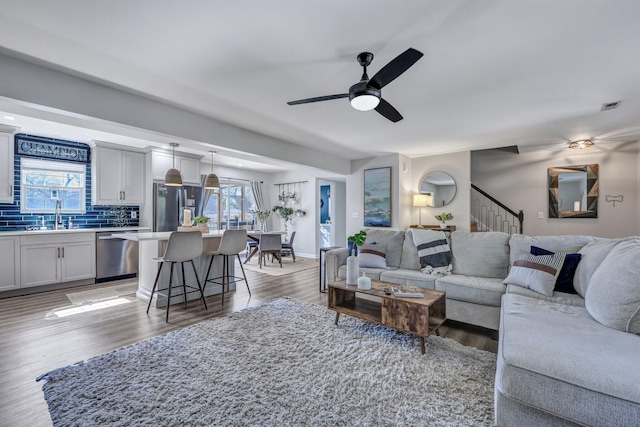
[
  {"x1": 20, "y1": 158, "x2": 86, "y2": 213},
  {"x1": 202, "y1": 181, "x2": 254, "y2": 229}
]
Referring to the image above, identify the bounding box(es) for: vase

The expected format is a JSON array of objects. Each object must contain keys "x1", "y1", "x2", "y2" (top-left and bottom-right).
[
  {"x1": 259, "y1": 219, "x2": 266, "y2": 232},
  {"x1": 346, "y1": 255, "x2": 359, "y2": 285},
  {"x1": 440, "y1": 223, "x2": 447, "y2": 229}
]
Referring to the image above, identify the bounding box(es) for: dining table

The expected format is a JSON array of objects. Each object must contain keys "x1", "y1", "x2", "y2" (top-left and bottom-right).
[{"x1": 244, "y1": 230, "x2": 287, "y2": 264}]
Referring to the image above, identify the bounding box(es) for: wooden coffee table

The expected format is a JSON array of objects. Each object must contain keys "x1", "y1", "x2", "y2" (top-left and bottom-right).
[{"x1": 328, "y1": 280, "x2": 446, "y2": 354}]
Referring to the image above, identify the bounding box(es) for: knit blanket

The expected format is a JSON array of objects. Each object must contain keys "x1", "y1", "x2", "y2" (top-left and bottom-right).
[{"x1": 412, "y1": 229, "x2": 452, "y2": 274}]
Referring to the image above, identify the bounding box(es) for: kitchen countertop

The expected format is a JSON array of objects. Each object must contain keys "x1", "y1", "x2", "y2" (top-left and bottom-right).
[
  {"x1": 0, "y1": 226, "x2": 151, "y2": 237},
  {"x1": 119, "y1": 230, "x2": 225, "y2": 241}
]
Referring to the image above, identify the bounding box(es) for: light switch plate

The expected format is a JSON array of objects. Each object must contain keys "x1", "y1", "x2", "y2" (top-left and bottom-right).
[
  {"x1": 352, "y1": 212, "x2": 359, "y2": 218},
  {"x1": 537, "y1": 211, "x2": 544, "y2": 219}
]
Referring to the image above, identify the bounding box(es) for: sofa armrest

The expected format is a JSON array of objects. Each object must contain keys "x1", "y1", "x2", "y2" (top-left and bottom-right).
[{"x1": 325, "y1": 248, "x2": 349, "y2": 283}]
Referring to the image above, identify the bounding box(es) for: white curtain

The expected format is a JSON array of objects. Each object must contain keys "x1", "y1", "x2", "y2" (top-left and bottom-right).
[{"x1": 251, "y1": 181, "x2": 266, "y2": 212}]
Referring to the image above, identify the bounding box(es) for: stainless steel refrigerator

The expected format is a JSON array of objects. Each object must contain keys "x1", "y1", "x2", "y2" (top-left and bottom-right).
[{"x1": 153, "y1": 182, "x2": 203, "y2": 232}]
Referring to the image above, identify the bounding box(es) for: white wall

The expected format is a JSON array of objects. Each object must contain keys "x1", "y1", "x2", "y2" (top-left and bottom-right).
[
  {"x1": 471, "y1": 141, "x2": 639, "y2": 238},
  {"x1": 346, "y1": 154, "x2": 401, "y2": 238},
  {"x1": 270, "y1": 170, "x2": 316, "y2": 258},
  {"x1": 411, "y1": 151, "x2": 471, "y2": 231}
]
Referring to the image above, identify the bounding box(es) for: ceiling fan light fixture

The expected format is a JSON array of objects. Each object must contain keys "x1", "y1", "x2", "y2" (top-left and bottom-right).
[
  {"x1": 568, "y1": 139, "x2": 595, "y2": 150},
  {"x1": 349, "y1": 82, "x2": 381, "y2": 111}
]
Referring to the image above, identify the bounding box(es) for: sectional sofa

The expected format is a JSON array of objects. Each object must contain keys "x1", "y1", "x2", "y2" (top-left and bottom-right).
[{"x1": 325, "y1": 228, "x2": 640, "y2": 426}]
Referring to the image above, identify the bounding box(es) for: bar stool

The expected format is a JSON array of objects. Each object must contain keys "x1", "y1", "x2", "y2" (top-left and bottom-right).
[
  {"x1": 204, "y1": 229, "x2": 251, "y2": 305},
  {"x1": 146, "y1": 231, "x2": 208, "y2": 322}
]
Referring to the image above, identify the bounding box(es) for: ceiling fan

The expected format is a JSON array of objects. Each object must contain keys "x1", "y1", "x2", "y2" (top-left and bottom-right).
[{"x1": 287, "y1": 48, "x2": 423, "y2": 122}]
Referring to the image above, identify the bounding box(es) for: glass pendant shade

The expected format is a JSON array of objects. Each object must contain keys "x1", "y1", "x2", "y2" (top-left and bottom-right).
[{"x1": 164, "y1": 143, "x2": 183, "y2": 186}]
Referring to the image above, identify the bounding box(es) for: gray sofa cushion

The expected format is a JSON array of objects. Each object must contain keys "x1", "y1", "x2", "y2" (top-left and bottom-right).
[
  {"x1": 498, "y1": 293, "x2": 640, "y2": 425},
  {"x1": 574, "y1": 237, "x2": 632, "y2": 298},
  {"x1": 435, "y1": 275, "x2": 506, "y2": 306},
  {"x1": 363, "y1": 228, "x2": 405, "y2": 268},
  {"x1": 585, "y1": 237, "x2": 640, "y2": 334},
  {"x1": 379, "y1": 269, "x2": 438, "y2": 290},
  {"x1": 399, "y1": 229, "x2": 421, "y2": 271},
  {"x1": 508, "y1": 234, "x2": 601, "y2": 266},
  {"x1": 506, "y1": 284, "x2": 585, "y2": 307},
  {"x1": 451, "y1": 231, "x2": 510, "y2": 278}
]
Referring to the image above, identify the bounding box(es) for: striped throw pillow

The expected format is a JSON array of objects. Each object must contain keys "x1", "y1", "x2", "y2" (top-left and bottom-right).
[{"x1": 503, "y1": 252, "x2": 567, "y2": 297}]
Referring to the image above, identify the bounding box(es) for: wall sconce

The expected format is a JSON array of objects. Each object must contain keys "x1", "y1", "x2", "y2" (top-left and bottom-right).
[
  {"x1": 568, "y1": 139, "x2": 595, "y2": 150},
  {"x1": 413, "y1": 194, "x2": 429, "y2": 226}
]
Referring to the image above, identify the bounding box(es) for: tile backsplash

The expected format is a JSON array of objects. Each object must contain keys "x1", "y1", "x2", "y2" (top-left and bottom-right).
[{"x1": 0, "y1": 137, "x2": 140, "y2": 232}]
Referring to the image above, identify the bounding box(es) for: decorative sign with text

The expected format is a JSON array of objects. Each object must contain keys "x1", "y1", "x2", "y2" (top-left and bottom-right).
[{"x1": 15, "y1": 134, "x2": 90, "y2": 163}]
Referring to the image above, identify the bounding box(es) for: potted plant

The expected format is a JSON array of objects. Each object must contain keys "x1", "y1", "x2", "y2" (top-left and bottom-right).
[
  {"x1": 347, "y1": 230, "x2": 367, "y2": 256},
  {"x1": 254, "y1": 210, "x2": 271, "y2": 232},
  {"x1": 194, "y1": 215, "x2": 210, "y2": 233},
  {"x1": 435, "y1": 212, "x2": 453, "y2": 228}
]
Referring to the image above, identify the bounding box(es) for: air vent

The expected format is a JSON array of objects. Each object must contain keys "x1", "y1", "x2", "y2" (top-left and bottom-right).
[{"x1": 601, "y1": 100, "x2": 622, "y2": 111}]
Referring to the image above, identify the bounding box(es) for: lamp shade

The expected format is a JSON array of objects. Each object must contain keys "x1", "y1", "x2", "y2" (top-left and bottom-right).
[
  {"x1": 204, "y1": 173, "x2": 220, "y2": 189},
  {"x1": 413, "y1": 194, "x2": 429, "y2": 207},
  {"x1": 164, "y1": 168, "x2": 183, "y2": 187}
]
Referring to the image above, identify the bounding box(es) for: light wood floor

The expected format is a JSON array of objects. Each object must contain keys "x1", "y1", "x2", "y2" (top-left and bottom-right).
[{"x1": 0, "y1": 265, "x2": 497, "y2": 427}]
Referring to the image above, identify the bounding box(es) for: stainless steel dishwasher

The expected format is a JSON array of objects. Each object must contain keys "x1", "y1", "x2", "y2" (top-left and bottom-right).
[{"x1": 96, "y1": 230, "x2": 139, "y2": 282}]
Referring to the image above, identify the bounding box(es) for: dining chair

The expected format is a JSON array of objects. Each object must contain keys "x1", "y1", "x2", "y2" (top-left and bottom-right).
[
  {"x1": 203, "y1": 229, "x2": 251, "y2": 305},
  {"x1": 281, "y1": 231, "x2": 296, "y2": 262},
  {"x1": 258, "y1": 233, "x2": 282, "y2": 268},
  {"x1": 146, "y1": 231, "x2": 207, "y2": 322}
]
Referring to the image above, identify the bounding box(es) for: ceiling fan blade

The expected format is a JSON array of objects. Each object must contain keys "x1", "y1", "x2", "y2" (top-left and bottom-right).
[
  {"x1": 287, "y1": 94, "x2": 349, "y2": 105},
  {"x1": 375, "y1": 98, "x2": 403, "y2": 122},
  {"x1": 368, "y1": 48, "x2": 423, "y2": 90}
]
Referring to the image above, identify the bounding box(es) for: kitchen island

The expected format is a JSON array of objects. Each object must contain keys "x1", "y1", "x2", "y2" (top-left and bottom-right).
[{"x1": 119, "y1": 230, "x2": 232, "y2": 308}]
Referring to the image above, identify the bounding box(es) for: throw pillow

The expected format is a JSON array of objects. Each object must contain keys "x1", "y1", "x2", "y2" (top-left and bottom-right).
[
  {"x1": 411, "y1": 229, "x2": 452, "y2": 274},
  {"x1": 503, "y1": 252, "x2": 567, "y2": 297},
  {"x1": 358, "y1": 242, "x2": 388, "y2": 269},
  {"x1": 585, "y1": 238, "x2": 640, "y2": 334},
  {"x1": 530, "y1": 246, "x2": 581, "y2": 294}
]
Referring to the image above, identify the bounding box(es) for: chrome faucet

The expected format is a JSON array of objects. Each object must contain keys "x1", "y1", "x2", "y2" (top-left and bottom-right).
[{"x1": 55, "y1": 199, "x2": 63, "y2": 230}]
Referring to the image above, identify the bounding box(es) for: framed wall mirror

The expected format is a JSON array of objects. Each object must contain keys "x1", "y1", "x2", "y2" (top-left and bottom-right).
[
  {"x1": 419, "y1": 171, "x2": 457, "y2": 207},
  {"x1": 548, "y1": 164, "x2": 598, "y2": 218}
]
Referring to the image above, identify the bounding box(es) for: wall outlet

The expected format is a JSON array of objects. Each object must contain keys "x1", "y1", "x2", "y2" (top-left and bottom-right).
[
  {"x1": 131, "y1": 211, "x2": 137, "y2": 219},
  {"x1": 537, "y1": 211, "x2": 544, "y2": 219}
]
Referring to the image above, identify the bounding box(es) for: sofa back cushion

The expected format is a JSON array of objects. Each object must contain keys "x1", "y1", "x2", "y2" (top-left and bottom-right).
[
  {"x1": 451, "y1": 231, "x2": 510, "y2": 278},
  {"x1": 574, "y1": 238, "x2": 629, "y2": 297},
  {"x1": 362, "y1": 228, "x2": 405, "y2": 268},
  {"x1": 508, "y1": 234, "x2": 600, "y2": 266},
  {"x1": 585, "y1": 237, "x2": 640, "y2": 334},
  {"x1": 399, "y1": 229, "x2": 421, "y2": 270}
]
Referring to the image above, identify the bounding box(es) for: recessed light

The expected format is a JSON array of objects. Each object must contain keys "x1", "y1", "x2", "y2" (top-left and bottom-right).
[{"x1": 3, "y1": 115, "x2": 15, "y2": 120}]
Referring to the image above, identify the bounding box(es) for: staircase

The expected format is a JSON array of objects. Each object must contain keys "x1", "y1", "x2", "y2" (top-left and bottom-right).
[{"x1": 470, "y1": 184, "x2": 523, "y2": 234}]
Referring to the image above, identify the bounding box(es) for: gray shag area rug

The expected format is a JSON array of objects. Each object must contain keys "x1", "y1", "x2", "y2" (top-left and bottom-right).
[{"x1": 39, "y1": 297, "x2": 496, "y2": 426}]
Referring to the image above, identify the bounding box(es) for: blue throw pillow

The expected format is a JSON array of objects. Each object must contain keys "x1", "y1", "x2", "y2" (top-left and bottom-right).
[{"x1": 530, "y1": 246, "x2": 581, "y2": 294}]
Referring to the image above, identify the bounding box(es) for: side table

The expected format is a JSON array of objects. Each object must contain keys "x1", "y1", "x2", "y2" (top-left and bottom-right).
[{"x1": 319, "y1": 246, "x2": 341, "y2": 292}]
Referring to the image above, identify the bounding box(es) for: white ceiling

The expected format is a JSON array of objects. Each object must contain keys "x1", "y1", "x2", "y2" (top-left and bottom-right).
[{"x1": 1, "y1": 0, "x2": 639, "y2": 172}]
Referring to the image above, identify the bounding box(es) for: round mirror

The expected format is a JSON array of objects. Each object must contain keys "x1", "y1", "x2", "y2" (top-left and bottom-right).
[{"x1": 419, "y1": 172, "x2": 457, "y2": 207}]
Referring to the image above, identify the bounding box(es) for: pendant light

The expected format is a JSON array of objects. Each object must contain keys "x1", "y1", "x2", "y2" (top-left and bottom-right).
[
  {"x1": 204, "y1": 150, "x2": 220, "y2": 189},
  {"x1": 164, "y1": 143, "x2": 183, "y2": 187}
]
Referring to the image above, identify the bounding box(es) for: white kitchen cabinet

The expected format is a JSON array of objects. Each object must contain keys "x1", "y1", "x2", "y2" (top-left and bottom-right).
[
  {"x1": 150, "y1": 150, "x2": 202, "y2": 186},
  {"x1": 92, "y1": 145, "x2": 145, "y2": 205},
  {"x1": 0, "y1": 126, "x2": 16, "y2": 203},
  {"x1": 21, "y1": 233, "x2": 96, "y2": 288},
  {"x1": 0, "y1": 236, "x2": 20, "y2": 291}
]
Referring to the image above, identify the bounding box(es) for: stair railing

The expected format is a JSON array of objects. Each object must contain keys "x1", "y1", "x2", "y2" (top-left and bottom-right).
[{"x1": 470, "y1": 184, "x2": 523, "y2": 234}]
